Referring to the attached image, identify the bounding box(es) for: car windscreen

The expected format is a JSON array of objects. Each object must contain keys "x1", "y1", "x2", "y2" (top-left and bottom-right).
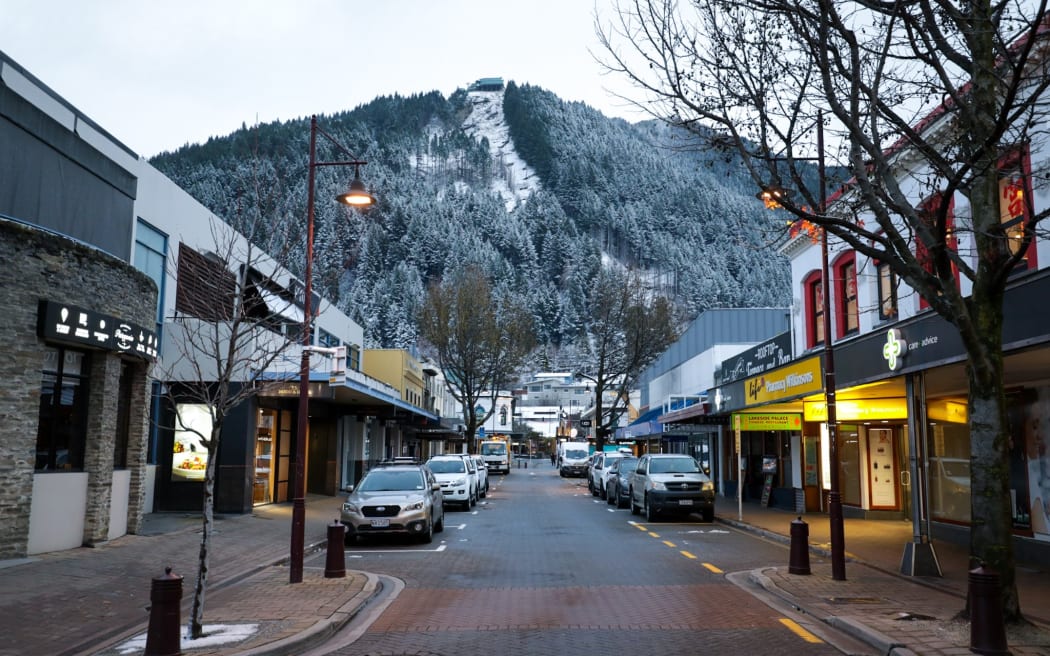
[
  {"x1": 648, "y1": 457, "x2": 702, "y2": 474},
  {"x1": 357, "y1": 470, "x2": 425, "y2": 491},
  {"x1": 565, "y1": 449, "x2": 589, "y2": 459},
  {"x1": 613, "y1": 458, "x2": 637, "y2": 473},
  {"x1": 481, "y1": 443, "x2": 507, "y2": 455},
  {"x1": 427, "y1": 459, "x2": 466, "y2": 474}
]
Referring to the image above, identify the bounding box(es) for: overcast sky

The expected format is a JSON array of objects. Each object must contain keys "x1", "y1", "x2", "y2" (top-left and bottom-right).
[{"x1": 1, "y1": 0, "x2": 646, "y2": 157}]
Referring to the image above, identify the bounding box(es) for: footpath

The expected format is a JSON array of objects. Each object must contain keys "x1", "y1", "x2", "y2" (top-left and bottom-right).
[{"x1": 0, "y1": 493, "x2": 1048, "y2": 656}]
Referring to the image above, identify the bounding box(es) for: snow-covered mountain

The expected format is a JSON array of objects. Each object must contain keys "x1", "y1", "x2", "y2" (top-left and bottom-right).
[{"x1": 150, "y1": 81, "x2": 791, "y2": 353}]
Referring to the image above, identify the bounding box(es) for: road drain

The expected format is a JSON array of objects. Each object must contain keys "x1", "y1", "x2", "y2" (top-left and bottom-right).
[{"x1": 824, "y1": 596, "x2": 884, "y2": 604}]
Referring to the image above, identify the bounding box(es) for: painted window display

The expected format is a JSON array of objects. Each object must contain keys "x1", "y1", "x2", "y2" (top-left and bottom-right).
[{"x1": 172, "y1": 403, "x2": 212, "y2": 481}]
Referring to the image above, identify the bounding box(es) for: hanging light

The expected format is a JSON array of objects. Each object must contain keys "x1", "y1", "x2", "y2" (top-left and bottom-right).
[
  {"x1": 336, "y1": 164, "x2": 375, "y2": 207},
  {"x1": 756, "y1": 186, "x2": 790, "y2": 210}
]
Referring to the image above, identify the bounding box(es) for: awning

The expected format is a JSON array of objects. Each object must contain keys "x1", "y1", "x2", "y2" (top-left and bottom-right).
[{"x1": 258, "y1": 288, "x2": 304, "y2": 323}]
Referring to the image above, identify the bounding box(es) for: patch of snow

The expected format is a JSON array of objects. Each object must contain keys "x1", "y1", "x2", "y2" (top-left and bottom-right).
[
  {"x1": 464, "y1": 90, "x2": 541, "y2": 211},
  {"x1": 111, "y1": 623, "x2": 260, "y2": 654}
]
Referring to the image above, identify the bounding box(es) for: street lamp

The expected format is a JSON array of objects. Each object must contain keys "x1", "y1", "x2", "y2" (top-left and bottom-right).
[
  {"x1": 757, "y1": 111, "x2": 846, "y2": 581},
  {"x1": 290, "y1": 115, "x2": 375, "y2": 584}
]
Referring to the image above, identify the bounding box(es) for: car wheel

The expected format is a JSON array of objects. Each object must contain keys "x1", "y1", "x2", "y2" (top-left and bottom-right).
[
  {"x1": 630, "y1": 489, "x2": 640, "y2": 515},
  {"x1": 701, "y1": 508, "x2": 714, "y2": 523},
  {"x1": 606, "y1": 484, "x2": 615, "y2": 505},
  {"x1": 419, "y1": 518, "x2": 433, "y2": 544},
  {"x1": 645, "y1": 494, "x2": 658, "y2": 522},
  {"x1": 434, "y1": 508, "x2": 444, "y2": 532},
  {"x1": 617, "y1": 491, "x2": 628, "y2": 510}
]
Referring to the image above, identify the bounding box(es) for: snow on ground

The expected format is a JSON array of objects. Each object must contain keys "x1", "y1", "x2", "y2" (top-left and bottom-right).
[
  {"x1": 111, "y1": 623, "x2": 259, "y2": 654},
  {"x1": 464, "y1": 90, "x2": 540, "y2": 211}
]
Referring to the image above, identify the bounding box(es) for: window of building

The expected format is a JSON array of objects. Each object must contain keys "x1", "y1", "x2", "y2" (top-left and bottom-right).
[
  {"x1": 876, "y1": 260, "x2": 898, "y2": 321},
  {"x1": 172, "y1": 403, "x2": 212, "y2": 482},
  {"x1": 134, "y1": 219, "x2": 167, "y2": 333},
  {"x1": 915, "y1": 192, "x2": 958, "y2": 310},
  {"x1": 175, "y1": 244, "x2": 236, "y2": 321},
  {"x1": 834, "y1": 253, "x2": 858, "y2": 338},
  {"x1": 999, "y1": 145, "x2": 1038, "y2": 274},
  {"x1": 802, "y1": 270, "x2": 824, "y2": 348},
  {"x1": 36, "y1": 347, "x2": 90, "y2": 471},
  {"x1": 349, "y1": 346, "x2": 361, "y2": 372},
  {"x1": 318, "y1": 328, "x2": 340, "y2": 348},
  {"x1": 114, "y1": 361, "x2": 133, "y2": 469}
]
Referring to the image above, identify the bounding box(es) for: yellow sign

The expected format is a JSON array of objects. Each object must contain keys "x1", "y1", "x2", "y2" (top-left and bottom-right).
[
  {"x1": 805, "y1": 397, "x2": 908, "y2": 422},
  {"x1": 732, "y1": 413, "x2": 803, "y2": 431},
  {"x1": 744, "y1": 356, "x2": 823, "y2": 405},
  {"x1": 927, "y1": 399, "x2": 967, "y2": 423}
]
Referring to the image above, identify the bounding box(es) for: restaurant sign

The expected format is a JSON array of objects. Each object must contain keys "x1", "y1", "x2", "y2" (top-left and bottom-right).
[
  {"x1": 731, "y1": 413, "x2": 803, "y2": 431},
  {"x1": 37, "y1": 300, "x2": 158, "y2": 361}
]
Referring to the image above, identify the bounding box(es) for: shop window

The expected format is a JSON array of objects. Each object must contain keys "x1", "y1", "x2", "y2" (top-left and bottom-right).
[
  {"x1": 172, "y1": 403, "x2": 212, "y2": 482},
  {"x1": 836, "y1": 424, "x2": 862, "y2": 506},
  {"x1": 915, "y1": 193, "x2": 958, "y2": 310},
  {"x1": 876, "y1": 260, "x2": 898, "y2": 321},
  {"x1": 349, "y1": 345, "x2": 361, "y2": 372},
  {"x1": 927, "y1": 416, "x2": 971, "y2": 523},
  {"x1": 834, "y1": 253, "x2": 858, "y2": 338},
  {"x1": 802, "y1": 270, "x2": 825, "y2": 348},
  {"x1": 36, "y1": 347, "x2": 90, "y2": 471},
  {"x1": 999, "y1": 146, "x2": 1038, "y2": 274}
]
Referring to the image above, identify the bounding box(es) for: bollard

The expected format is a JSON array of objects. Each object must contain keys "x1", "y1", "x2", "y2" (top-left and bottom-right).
[
  {"x1": 788, "y1": 516, "x2": 811, "y2": 575},
  {"x1": 969, "y1": 564, "x2": 1009, "y2": 655},
  {"x1": 144, "y1": 566, "x2": 183, "y2": 656},
  {"x1": 325, "y1": 520, "x2": 346, "y2": 579}
]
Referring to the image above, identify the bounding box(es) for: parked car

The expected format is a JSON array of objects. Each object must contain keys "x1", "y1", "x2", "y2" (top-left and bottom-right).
[
  {"x1": 629, "y1": 453, "x2": 715, "y2": 522},
  {"x1": 606, "y1": 456, "x2": 638, "y2": 509},
  {"x1": 426, "y1": 455, "x2": 477, "y2": 509},
  {"x1": 558, "y1": 442, "x2": 591, "y2": 478},
  {"x1": 339, "y1": 462, "x2": 444, "y2": 544},
  {"x1": 471, "y1": 455, "x2": 490, "y2": 498},
  {"x1": 590, "y1": 451, "x2": 628, "y2": 499}
]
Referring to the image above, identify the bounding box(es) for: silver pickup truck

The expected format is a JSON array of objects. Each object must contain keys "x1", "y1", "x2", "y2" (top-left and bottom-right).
[{"x1": 629, "y1": 453, "x2": 715, "y2": 522}]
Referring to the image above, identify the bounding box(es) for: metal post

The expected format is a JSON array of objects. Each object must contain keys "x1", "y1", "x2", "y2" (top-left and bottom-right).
[
  {"x1": 290, "y1": 115, "x2": 319, "y2": 584},
  {"x1": 817, "y1": 113, "x2": 847, "y2": 581}
]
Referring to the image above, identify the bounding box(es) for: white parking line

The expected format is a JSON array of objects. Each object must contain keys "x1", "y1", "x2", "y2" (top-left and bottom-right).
[{"x1": 344, "y1": 543, "x2": 447, "y2": 554}]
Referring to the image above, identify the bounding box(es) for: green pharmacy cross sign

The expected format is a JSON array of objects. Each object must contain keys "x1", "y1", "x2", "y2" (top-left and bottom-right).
[{"x1": 882, "y1": 328, "x2": 907, "y2": 371}]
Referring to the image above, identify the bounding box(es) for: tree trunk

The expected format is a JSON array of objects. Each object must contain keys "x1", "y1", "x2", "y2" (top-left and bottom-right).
[
  {"x1": 189, "y1": 445, "x2": 217, "y2": 638},
  {"x1": 966, "y1": 298, "x2": 1022, "y2": 621}
]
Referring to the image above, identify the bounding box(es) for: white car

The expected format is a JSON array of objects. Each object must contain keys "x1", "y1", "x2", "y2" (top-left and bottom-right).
[
  {"x1": 471, "y1": 456, "x2": 490, "y2": 498},
  {"x1": 426, "y1": 455, "x2": 477, "y2": 509},
  {"x1": 590, "y1": 451, "x2": 628, "y2": 499}
]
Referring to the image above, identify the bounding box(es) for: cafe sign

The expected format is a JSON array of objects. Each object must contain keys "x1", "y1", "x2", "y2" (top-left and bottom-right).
[
  {"x1": 731, "y1": 413, "x2": 802, "y2": 431},
  {"x1": 745, "y1": 356, "x2": 823, "y2": 405}
]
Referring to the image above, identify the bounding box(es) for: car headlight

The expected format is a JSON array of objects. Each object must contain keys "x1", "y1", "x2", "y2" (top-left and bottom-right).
[
  {"x1": 342, "y1": 502, "x2": 359, "y2": 514},
  {"x1": 702, "y1": 481, "x2": 714, "y2": 493},
  {"x1": 451, "y1": 476, "x2": 467, "y2": 486},
  {"x1": 649, "y1": 480, "x2": 666, "y2": 491},
  {"x1": 405, "y1": 499, "x2": 425, "y2": 511}
]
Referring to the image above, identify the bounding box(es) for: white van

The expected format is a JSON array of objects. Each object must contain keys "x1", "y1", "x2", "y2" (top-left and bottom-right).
[{"x1": 558, "y1": 441, "x2": 592, "y2": 478}]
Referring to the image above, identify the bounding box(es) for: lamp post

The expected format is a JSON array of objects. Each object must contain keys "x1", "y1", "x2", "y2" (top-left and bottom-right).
[
  {"x1": 290, "y1": 115, "x2": 374, "y2": 584},
  {"x1": 758, "y1": 111, "x2": 846, "y2": 580}
]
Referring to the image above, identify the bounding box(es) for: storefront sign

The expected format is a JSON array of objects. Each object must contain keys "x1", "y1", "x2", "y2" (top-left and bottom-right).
[
  {"x1": 719, "y1": 331, "x2": 793, "y2": 385},
  {"x1": 804, "y1": 397, "x2": 908, "y2": 422},
  {"x1": 731, "y1": 413, "x2": 802, "y2": 431},
  {"x1": 882, "y1": 328, "x2": 907, "y2": 370},
  {"x1": 37, "y1": 300, "x2": 157, "y2": 361},
  {"x1": 744, "y1": 356, "x2": 823, "y2": 404}
]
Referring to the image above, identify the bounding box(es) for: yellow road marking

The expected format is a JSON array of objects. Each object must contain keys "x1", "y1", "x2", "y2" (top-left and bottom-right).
[
  {"x1": 648, "y1": 531, "x2": 660, "y2": 538},
  {"x1": 702, "y1": 562, "x2": 723, "y2": 574},
  {"x1": 680, "y1": 550, "x2": 697, "y2": 559},
  {"x1": 634, "y1": 524, "x2": 649, "y2": 531},
  {"x1": 662, "y1": 540, "x2": 676, "y2": 548},
  {"x1": 779, "y1": 618, "x2": 824, "y2": 644}
]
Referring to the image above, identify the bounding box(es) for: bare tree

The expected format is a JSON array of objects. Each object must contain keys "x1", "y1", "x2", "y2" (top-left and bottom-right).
[
  {"x1": 598, "y1": 0, "x2": 1050, "y2": 620},
  {"x1": 418, "y1": 266, "x2": 535, "y2": 448},
  {"x1": 155, "y1": 215, "x2": 303, "y2": 639},
  {"x1": 577, "y1": 268, "x2": 677, "y2": 451}
]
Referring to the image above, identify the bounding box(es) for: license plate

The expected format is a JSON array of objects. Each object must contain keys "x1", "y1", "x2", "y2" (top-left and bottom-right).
[
  {"x1": 678, "y1": 499, "x2": 694, "y2": 506},
  {"x1": 370, "y1": 519, "x2": 390, "y2": 528}
]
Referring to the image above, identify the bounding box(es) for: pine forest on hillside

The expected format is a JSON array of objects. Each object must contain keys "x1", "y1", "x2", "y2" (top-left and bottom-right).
[{"x1": 150, "y1": 82, "x2": 791, "y2": 363}]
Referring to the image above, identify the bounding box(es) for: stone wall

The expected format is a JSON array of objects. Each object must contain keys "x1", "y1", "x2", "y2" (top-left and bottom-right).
[{"x1": 0, "y1": 219, "x2": 157, "y2": 558}]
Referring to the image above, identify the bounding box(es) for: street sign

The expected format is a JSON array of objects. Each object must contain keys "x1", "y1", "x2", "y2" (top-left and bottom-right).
[{"x1": 477, "y1": 427, "x2": 485, "y2": 438}]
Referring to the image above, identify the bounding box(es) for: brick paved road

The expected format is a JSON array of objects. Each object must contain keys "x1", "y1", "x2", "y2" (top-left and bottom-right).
[{"x1": 322, "y1": 464, "x2": 849, "y2": 655}]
